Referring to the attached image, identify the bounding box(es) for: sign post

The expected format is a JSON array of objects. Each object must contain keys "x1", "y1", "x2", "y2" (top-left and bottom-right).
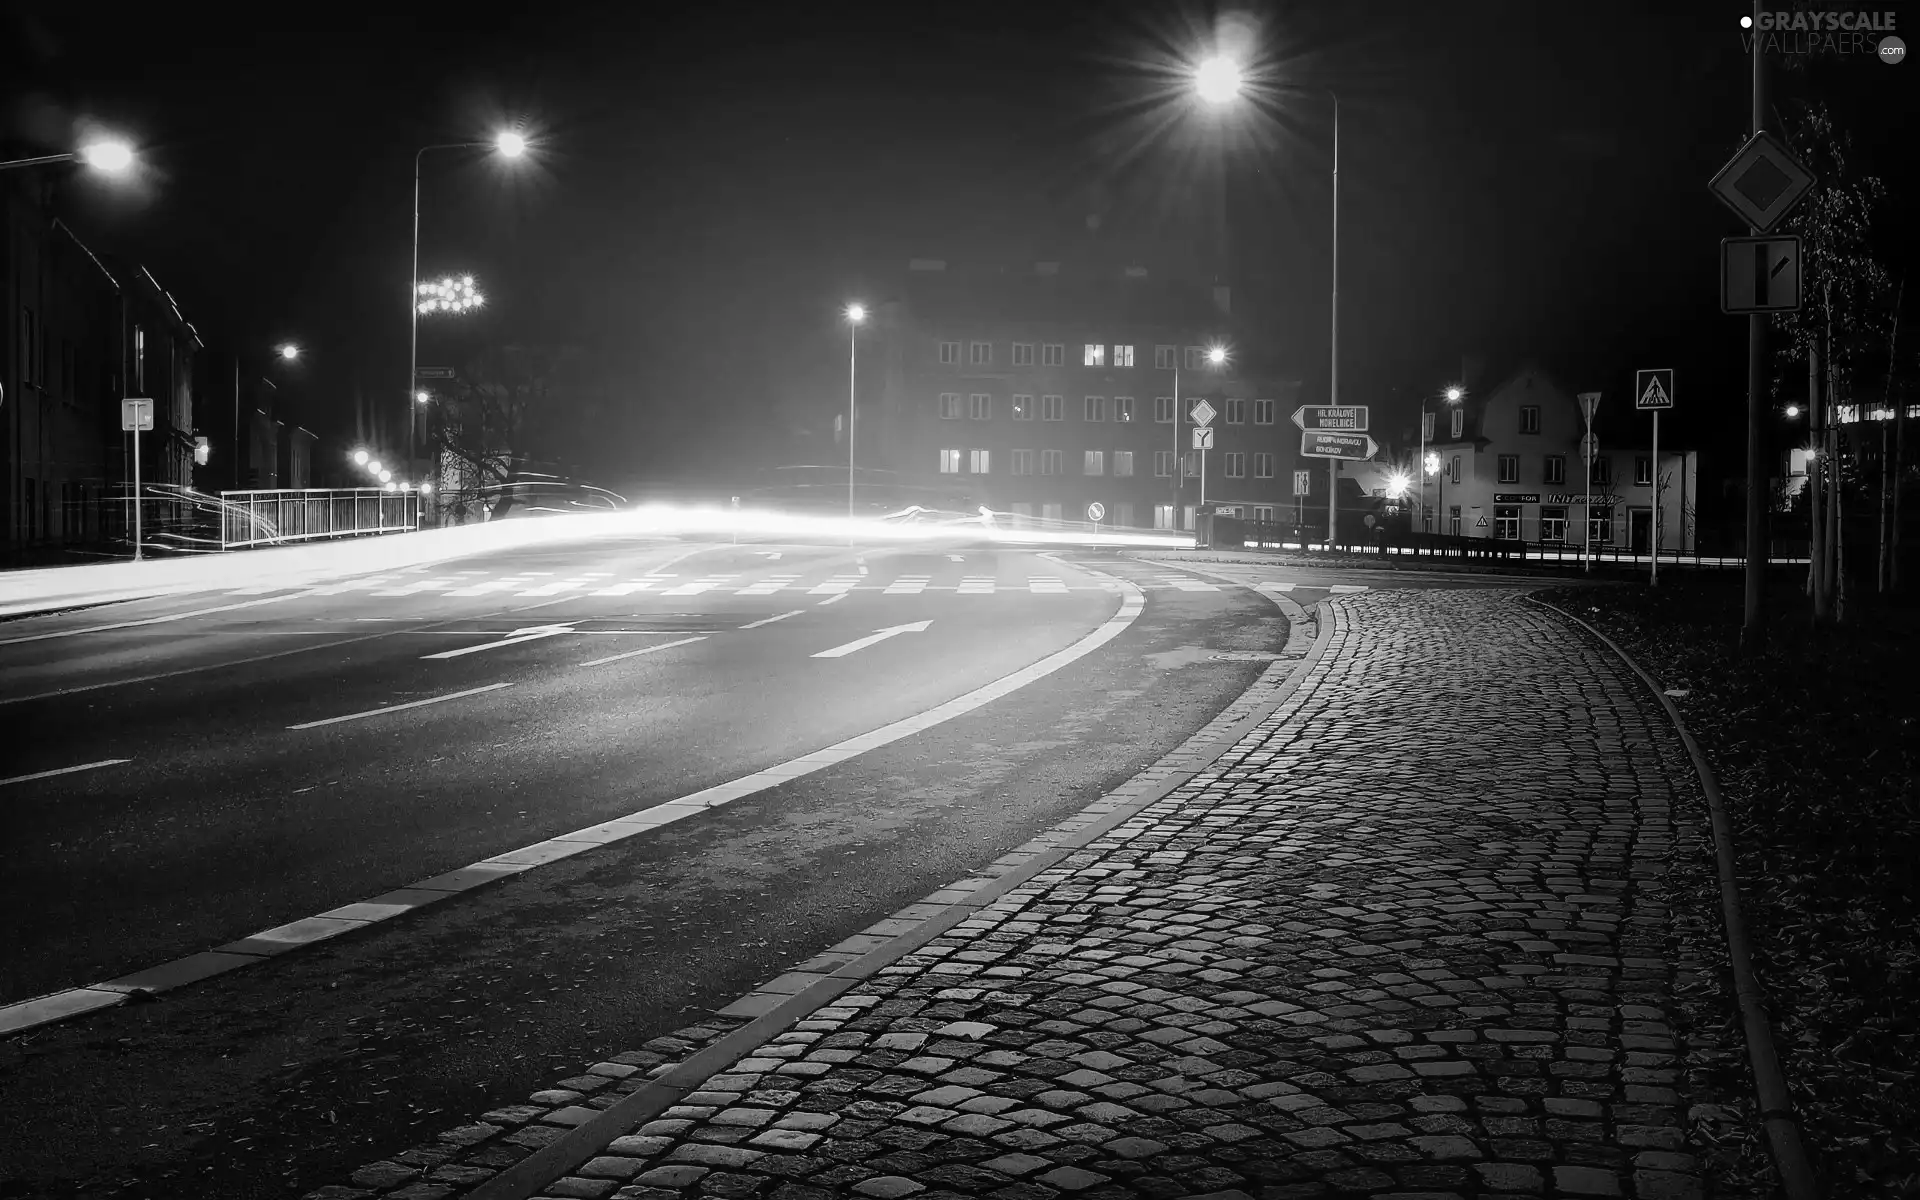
[
  {"x1": 1190, "y1": 400, "x2": 1216, "y2": 508},
  {"x1": 121, "y1": 398, "x2": 154, "y2": 561},
  {"x1": 1635, "y1": 370, "x2": 1674, "y2": 586},
  {"x1": 1577, "y1": 393, "x2": 1601, "y2": 573},
  {"x1": 1086, "y1": 501, "x2": 1105, "y2": 541}
]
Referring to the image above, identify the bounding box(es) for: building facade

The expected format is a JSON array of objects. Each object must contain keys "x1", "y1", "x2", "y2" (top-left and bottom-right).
[
  {"x1": 1401, "y1": 366, "x2": 1697, "y2": 552},
  {"x1": 866, "y1": 260, "x2": 1302, "y2": 530}
]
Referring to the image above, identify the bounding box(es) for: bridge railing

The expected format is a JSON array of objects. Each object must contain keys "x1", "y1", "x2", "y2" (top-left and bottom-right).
[{"x1": 219, "y1": 488, "x2": 420, "y2": 550}]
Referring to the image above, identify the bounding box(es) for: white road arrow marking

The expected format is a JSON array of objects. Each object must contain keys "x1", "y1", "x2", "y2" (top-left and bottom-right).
[
  {"x1": 947, "y1": 554, "x2": 965, "y2": 562},
  {"x1": 758, "y1": 551, "x2": 783, "y2": 559},
  {"x1": 421, "y1": 623, "x2": 577, "y2": 660},
  {"x1": 811, "y1": 620, "x2": 934, "y2": 659}
]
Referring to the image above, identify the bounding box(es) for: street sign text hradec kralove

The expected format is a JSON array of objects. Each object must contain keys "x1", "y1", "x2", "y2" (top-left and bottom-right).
[{"x1": 1292, "y1": 405, "x2": 1368, "y2": 432}]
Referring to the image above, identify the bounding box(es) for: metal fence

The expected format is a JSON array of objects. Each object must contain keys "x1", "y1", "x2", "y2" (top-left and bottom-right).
[
  {"x1": 1219, "y1": 520, "x2": 1813, "y2": 567},
  {"x1": 220, "y1": 488, "x2": 420, "y2": 549}
]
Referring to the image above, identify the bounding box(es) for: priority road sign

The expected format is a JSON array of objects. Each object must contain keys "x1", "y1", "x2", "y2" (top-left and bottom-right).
[
  {"x1": 1635, "y1": 369, "x2": 1674, "y2": 411},
  {"x1": 1192, "y1": 427, "x2": 1215, "y2": 450},
  {"x1": 1086, "y1": 502, "x2": 1105, "y2": 522},
  {"x1": 1299, "y1": 430, "x2": 1377, "y2": 460},
  {"x1": 1189, "y1": 398, "x2": 1217, "y2": 427},
  {"x1": 1291, "y1": 405, "x2": 1369, "y2": 432},
  {"x1": 120, "y1": 398, "x2": 154, "y2": 431},
  {"x1": 1709, "y1": 131, "x2": 1815, "y2": 233},
  {"x1": 1293, "y1": 470, "x2": 1312, "y2": 497},
  {"x1": 1721, "y1": 236, "x2": 1802, "y2": 313}
]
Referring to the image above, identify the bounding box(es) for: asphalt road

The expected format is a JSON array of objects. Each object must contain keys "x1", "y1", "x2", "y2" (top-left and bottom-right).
[{"x1": 0, "y1": 534, "x2": 1493, "y2": 1198}]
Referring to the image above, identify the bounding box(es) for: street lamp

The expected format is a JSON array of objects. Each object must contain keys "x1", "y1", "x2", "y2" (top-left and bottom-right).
[
  {"x1": 410, "y1": 130, "x2": 530, "y2": 479},
  {"x1": 1418, "y1": 385, "x2": 1464, "y2": 534},
  {"x1": 353, "y1": 449, "x2": 370, "y2": 466},
  {"x1": 277, "y1": 343, "x2": 301, "y2": 361},
  {"x1": 417, "y1": 275, "x2": 485, "y2": 315},
  {"x1": 845, "y1": 303, "x2": 866, "y2": 534},
  {"x1": 1425, "y1": 450, "x2": 1447, "y2": 536},
  {"x1": 2, "y1": 138, "x2": 136, "y2": 174},
  {"x1": 1194, "y1": 56, "x2": 1244, "y2": 106},
  {"x1": 416, "y1": 390, "x2": 431, "y2": 404}
]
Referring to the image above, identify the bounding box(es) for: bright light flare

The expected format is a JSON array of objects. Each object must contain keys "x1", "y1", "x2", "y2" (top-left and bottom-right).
[
  {"x1": 1205, "y1": 344, "x2": 1229, "y2": 366},
  {"x1": 495, "y1": 131, "x2": 528, "y2": 158},
  {"x1": 418, "y1": 276, "x2": 484, "y2": 315},
  {"x1": 378, "y1": 469, "x2": 392, "y2": 483},
  {"x1": 416, "y1": 390, "x2": 432, "y2": 403},
  {"x1": 352, "y1": 449, "x2": 370, "y2": 466},
  {"x1": 1786, "y1": 404, "x2": 1801, "y2": 417},
  {"x1": 1194, "y1": 56, "x2": 1244, "y2": 106},
  {"x1": 1386, "y1": 471, "x2": 1412, "y2": 499},
  {"x1": 78, "y1": 140, "x2": 135, "y2": 173},
  {"x1": 368, "y1": 460, "x2": 383, "y2": 475},
  {"x1": 1444, "y1": 386, "x2": 1464, "y2": 402},
  {"x1": 278, "y1": 343, "x2": 301, "y2": 361},
  {"x1": 1424, "y1": 452, "x2": 1441, "y2": 476},
  {"x1": 846, "y1": 303, "x2": 866, "y2": 323}
]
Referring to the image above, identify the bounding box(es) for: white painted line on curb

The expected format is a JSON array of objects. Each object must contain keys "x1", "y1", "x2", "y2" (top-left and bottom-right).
[
  {"x1": 738, "y1": 610, "x2": 804, "y2": 630},
  {"x1": 0, "y1": 574, "x2": 1142, "y2": 1040},
  {"x1": 287, "y1": 683, "x2": 514, "y2": 730},
  {"x1": 0, "y1": 758, "x2": 132, "y2": 788},
  {"x1": 577, "y1": 636, "x2": 707, "y2": 668}
]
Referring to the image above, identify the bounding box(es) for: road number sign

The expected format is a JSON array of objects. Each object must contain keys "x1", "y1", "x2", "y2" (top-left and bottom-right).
[
  {"x1": 1192, "y1": 427, "x2": 1215, "y2": 450},
  {"x1": 1086, "y1": 502, "x2": 1105, "y2": 522},
  {"x1": 1635, "y1": 369, "x2": 1674, "y2": 411},
  {"x1": 120, "y1": 398, "x2": 154, "y2": 431}
]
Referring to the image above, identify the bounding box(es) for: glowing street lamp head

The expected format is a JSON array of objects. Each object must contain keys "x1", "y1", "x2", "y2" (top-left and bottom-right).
[
  {"x1": 495, "y1": 130, "x2": 528, "y2": 158},
  {"x1": 385, "y1": 479, "x2": 400, "y2": 492},
  {"x1": 1194, "y1": 56, "x2": 1244, "y2": 106},
  {"x1": 1424, "y1": 452, "x2": 1441, "y2": 476},
  {"x1": 352, "y1": 449, "x2": 370, "y2": 466},
  {"x1": 368, "y1": 459, "x2": 383, "y2": 475},
  {"x1": 378, "y1": 469, "x2": 392, "y2": 483},
  {"x1": 1205, "y1": 344, "x2": 1229, "y2": 366},
  {"x1": 416, "y1": 390, "x2": 431, "y2": 404},
  {"x1": 277, "y1": 343, "x2": 301, "y2": 361},
  {"x1": 77, "y1": 140, "x2": 134, "y2": 173},
  {"x1": 846, "y1": 303, "x2": 866, "y2": 324},
  {"x1": 1786, "y1": 404, "x2": 1801, "y2": 417},
  {"x1": 1444, "y1": 386, "x2": 1464, "y2": 403}
]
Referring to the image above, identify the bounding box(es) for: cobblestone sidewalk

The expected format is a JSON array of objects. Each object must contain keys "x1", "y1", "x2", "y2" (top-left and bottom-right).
[{"x1": 317, "y1": 590, "x2": 1731, "y2": 1200}]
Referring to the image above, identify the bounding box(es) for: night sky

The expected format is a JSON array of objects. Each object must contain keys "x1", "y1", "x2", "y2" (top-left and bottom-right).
[{"x1": 7, "y1": 1, "x2": 1915, "y2": 492}]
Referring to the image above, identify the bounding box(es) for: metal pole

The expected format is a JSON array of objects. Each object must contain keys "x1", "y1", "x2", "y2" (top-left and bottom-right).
[
  {"x1": 848, "y1": 321, "x2": 857, "y2": 533},
  {"x1": 131, "y1": 420, "x2": 142, "y2": 562},
  {"x1": 1585, "y1": 431, "x2": 1593, "y2": 573},
  {"x1": 1740, "y1": 0, "x2": 1768, "y2": 649},
  {"x1": 1418, "y1": 401, "x2": 1427, "y2": 533},
  {"x1": 1172, "y1": 359, "x2": 1180, "y2": 530},
  {"x1": 1201, "y1": 441, "x2": 1207, "y2": 506},
  {"x1": 409, "y1": 149, "x2": 425, "y2": 485},
  {"x1": 1328, "y1": 90, "x2": 1340, "y2": 552},
  {"x1": 1651, "y1": 410, "x2": 1660, "y2": 587},
  {"x1": 233, "y1": 354, "x2": 242, "y2": 490}
]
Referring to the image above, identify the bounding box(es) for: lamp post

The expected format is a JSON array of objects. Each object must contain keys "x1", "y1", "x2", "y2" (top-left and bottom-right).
[
  {"x1": 845, "y1": 303, "x2": 865, "y2": 535},
  {"x1": 409, "y1": 131, "x2": 526, "y2": 480},
  {"x1": 1327, "y1": 89, "x2": 1341, "y2": 551},
  {"x1": 1419, "y1": 386, "x2": 1463, "y2": 534},
  {"x1": 1191, "y1": 57, "x2": 1243, "y2": 534}
]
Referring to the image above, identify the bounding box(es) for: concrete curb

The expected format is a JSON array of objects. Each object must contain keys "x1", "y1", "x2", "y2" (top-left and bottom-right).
[
  {"x1": 462, "y1": 571, "x2": 1339, "y2": 1200},
  {"x1": 1529, "y1": 598, "x2": 1820, "y2": 1200}
]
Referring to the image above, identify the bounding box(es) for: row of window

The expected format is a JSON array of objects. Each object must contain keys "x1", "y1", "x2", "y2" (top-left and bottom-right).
[
  {"x1": 1424, "y1": 406, "x2": 1545, "y2": 442},
  {"x1": 937, "y1": 448, "x2": 1278, "y2": 479},
  {"x1": 937, "y1": 342, "x2": 1224, "y2": 372},
  {"x1": 1429, "y1": 452, "x2": 1652, "y2": 488},
  {"x1": 1424, "y1": 505, "x2": 1617, "y2": 542},
  {"x1": 938, "y1": 394, "x2": 1278, "y2": 424}
]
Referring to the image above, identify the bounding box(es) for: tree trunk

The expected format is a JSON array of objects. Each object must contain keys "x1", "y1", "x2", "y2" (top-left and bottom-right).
[
  {"x1": 1809, "y1": 349, "x2": 1828, "y2": 617},
  {"x1": 1835, "y1": 425, "x2": 1847, "y2": 623},
  {"x1": 1896, "y1": 387, "x2": 1908, "y2": 594}
]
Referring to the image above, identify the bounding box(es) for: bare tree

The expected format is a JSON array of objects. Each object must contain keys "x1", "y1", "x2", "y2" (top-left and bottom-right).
[{"x1": 430, "y1": 345, "x2": 592, "y2": 521}]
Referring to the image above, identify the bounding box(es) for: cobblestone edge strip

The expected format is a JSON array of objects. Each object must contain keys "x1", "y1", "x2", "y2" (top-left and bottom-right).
[
  {"x1": 463, "y1": 579, "x2": 1337, "y2": 1200},
  {"x1": 1529, "y1": 597, "x2": 1820, "y2": 1200}
]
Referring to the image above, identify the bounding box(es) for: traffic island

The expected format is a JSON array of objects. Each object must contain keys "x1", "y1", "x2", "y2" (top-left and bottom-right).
[{"x1": 1537, "y1": 577, "x2": 1920, "y2": 1197}]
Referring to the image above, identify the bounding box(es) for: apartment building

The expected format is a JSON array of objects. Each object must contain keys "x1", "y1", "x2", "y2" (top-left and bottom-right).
[{"x1": 865, "y1": 259, "x2": 1302, "y2": 530}]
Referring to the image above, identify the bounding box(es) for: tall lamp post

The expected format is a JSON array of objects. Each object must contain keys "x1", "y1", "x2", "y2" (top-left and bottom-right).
[
  {"x1": 409, "y1": 130, "x2": 527, "y2": 479},
  {"x1": 1327, "y1": 89, "x2": 1341, "y2": 551},
  {"x1": 1419, "y1": 386, "x2": 1463, "y2": 533},
  {"x1": 845, "y1": 303, "x2": 865, "y2": 533}
]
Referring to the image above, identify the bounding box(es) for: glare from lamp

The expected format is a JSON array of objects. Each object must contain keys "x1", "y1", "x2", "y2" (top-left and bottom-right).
[
  {"x1": 1194, "y1": 56, "x2": 1244, "y2": 106},
  {"x1": 378, "y1": 469, "x2": 392, "y2": 483},
  {"x1": 78, "y1": 140, "x2": 135, "y2": 173},
  {"x1": 368, "y1": 460, "x2": 383, "y2": 475},
  {"x1": 385, "y1": 479, "x2": 399, "y2": 492},
  {"x1": 416, "y1": 390, "x2": 431, "y2": 404},
  {"x1": 352, "y1": 449, "x2": 370, "y2": 465},
  {"x1": 278, "y1": 344, "x2": 301, "y2": 361},
  {"x1": 1786, "y1": 404, "x2": 1800, "y2": 417},
  {"x1": 1445, "y1": 386, "x2": 1464, "y2": 403},
  {"x1": 846, "y1": 303, "x2": 866, "y2": 323},
  {"x1": 420, "y1": 482, "x2": 434, "y2": 495},
  {"x1": 1424, "y1": 452, "x2": 1441, "y2": 476},
  {"x1": 495, "y1": 131, "x2": 528, "y2": 158},
  {"x1": 1386, "y1": 471, "x2": 1411, "y2": 499},
  {"x1": 1205, "y1": 344, "x2": 1228, "y2": 366}
]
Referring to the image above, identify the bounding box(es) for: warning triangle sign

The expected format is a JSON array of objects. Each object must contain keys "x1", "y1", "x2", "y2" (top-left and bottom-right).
[{"x1": 1475, "y1": 515, "x2": 1488, "y2": 527}]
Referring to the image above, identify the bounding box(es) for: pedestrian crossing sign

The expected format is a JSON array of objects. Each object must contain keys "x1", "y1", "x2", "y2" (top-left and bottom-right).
[{"x1": 1634, "y1": 369, "x2": 1673, "y2": 411}]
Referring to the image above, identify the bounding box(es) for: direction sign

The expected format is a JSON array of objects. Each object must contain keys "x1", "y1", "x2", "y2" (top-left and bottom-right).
[
  {"x1": 1300, "y1": 430, "x2": 1377, "y2": 460},
  {"x1": 1086, "y1": 502, "x2": 1105, "y2": 522},
  {"x1": 1189, "y1": 398, "x2": 1217, "y2": 427},
  {"x1": 1709, "y1": 131, "x2": 1815, "y2": 233},
  {"x1": 120, "y1": 398, "x2": 154, "y2": 431},
  {"x1": 1192, "y1": 427, "x2": 1215, "y2": 450},
  {"x1": 1291, "y1": 405, "x2": 1369, "y2": 432},
  {"x1": 1635, "y1": 369, "x2": 1674, "y2": 411},
  {"x1": 415, "y1": 367, "x2": 456, "y2": 380},
  {"x1": 1721, "y1": 235, "x2": 1802, "y2": 313},
  {"x1": 1293, "y1": 470, "x2": 1312, "y2": 497}
]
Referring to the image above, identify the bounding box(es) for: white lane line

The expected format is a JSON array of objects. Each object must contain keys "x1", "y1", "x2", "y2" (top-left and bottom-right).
[
  {"x1": 811, "y1": 620, "x2": 933, "y2": 659},
  {"x1": 0, "y1": 569, "x2": 1143, "y2": 1038},
  {"x1": 739, "y1": 610, "x2": 804, "y2": 630},
  {"x1": 0, "y1": 759, "x2": 132, "y2": 788},
  {"x1": 0, "y1": 593, "x2": 307, "y2": 646},
  {"x1": 286, "y1": 683, "x2": 514, "y2": 730},
  {"x1": 420, "y1": 623, "x2": 576, "y2": 660},
  {"x1": 816, "y1": 593, "x2": 847, "y2": 606},
  {"x1": 577, "y1": 635, "x2": 707, "y2": 668},
  {"x1": 1260, "y1": 581, "x2": 1297, "y2": 592}
]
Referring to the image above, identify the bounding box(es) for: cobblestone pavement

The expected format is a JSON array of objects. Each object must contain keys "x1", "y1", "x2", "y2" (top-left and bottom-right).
[{"x1": 312, "y1": 590, "x2": 1731, "y2": 1200}]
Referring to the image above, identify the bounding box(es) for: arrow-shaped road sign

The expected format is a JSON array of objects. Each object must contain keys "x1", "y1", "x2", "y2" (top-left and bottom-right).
[
  {"x1": 811, "y1": 620, "x2": 934, "y2": 659},
  {"x1": 422, "y1": 622, "x2": 578, "y2": 660},
  {"x1": 1299, "y1": 431, "x2": 1379, "y2": 460},
  {"x1": 1291, "y1": 405, "x2": 1369, "y2": 432}
]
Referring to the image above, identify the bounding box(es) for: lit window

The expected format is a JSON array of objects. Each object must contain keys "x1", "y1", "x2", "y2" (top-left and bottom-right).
[
  {"x1": 1042, "y1": 343, "x2": 1064, "y2": 366},
  {"x1": 1154, "y1": 345, "x2": 1175, "y2": 370},
  {"x1": 1154, "y1": 396, "x2": 1176, "y2": 424},
  {"x1": 1253, "y1": 399, "x2": 1274, "y2": 425},
  {"x1": 939, "y1": 393, "x2": 961, "y2": 419},
  {"x1": 1225, "y1": 452, "x2": 1245, "y2": 479},
  {"x1": 1040, "y1": 394, "x2": 1063, "y2": 422},
  {"x1": 970, "y1": 393, "x2": 991, "y2": 420},
  {"x1": 1154, "y1": 450, "x2": 1174, "y2": 478},
  {"x1": 1084, "y1": 343, "x2": 1105, "y2": 367},
  {"x1": 939, "y1": 448, "x2": 963, "y2": 473},
  {"x1": 1113, "y1": 450, "x2": 1134, "y2": 477},
  {"x1": 970, "y1": 341, "x2": 992, "y2": 365},
  {"x1": 1012, "y1": 343, "x2": 1034, "y2": 366},
  {"x1": 938, "y1": 341, "x2": 960, "y2": 365},
  {"x1": 1083, "y1": 395, "x2": 1106, "y2": 422},
  {"x1": 1494, "y1": 505, "x2": 1520, "y2": 540},
  {"x1": 1635, "y1": 456, "x2": 1653, "y2": 486},
  {"x1": 1225, "y1": 398, "x2": 1245, "y2": 425},
  {"x1": 1113, "y1": 397, "x2": 1134, "y2": 422},
  {"x1": 1040, "y1": 449, "x2": 1063, "y2": 475},
  {"x1": 1520, "y1": 405, "x2": 1540, "y2": 434},
  {"x1": 1011, "y1": 449, "x2": 1034, "y2": 475},
  {"x1": 1011, "y1": 394, "x2": 1034, "y2": 421},
  {"x1": 1498, "y1": 454, "x2": 1519, "y2": 484},
  {"x1": 1545, "y1": 455, "x2": 1566, "y2": 485},
  {"x1": 970, "y1": 448, "x2": 991, "y2": 473},
  {"x1": 1253, "y1": 452, "x2": 1274, "y2": 479},
  {"x1": 1114, "y1": 344, "x2": 1134, "y2": 367},
  {"x1": 1449, "y1": 505, "x2": 1462, "y2": 536},
  {"x1": 1084, "y1": 450, "x2": 1105, "y2": 476}
]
